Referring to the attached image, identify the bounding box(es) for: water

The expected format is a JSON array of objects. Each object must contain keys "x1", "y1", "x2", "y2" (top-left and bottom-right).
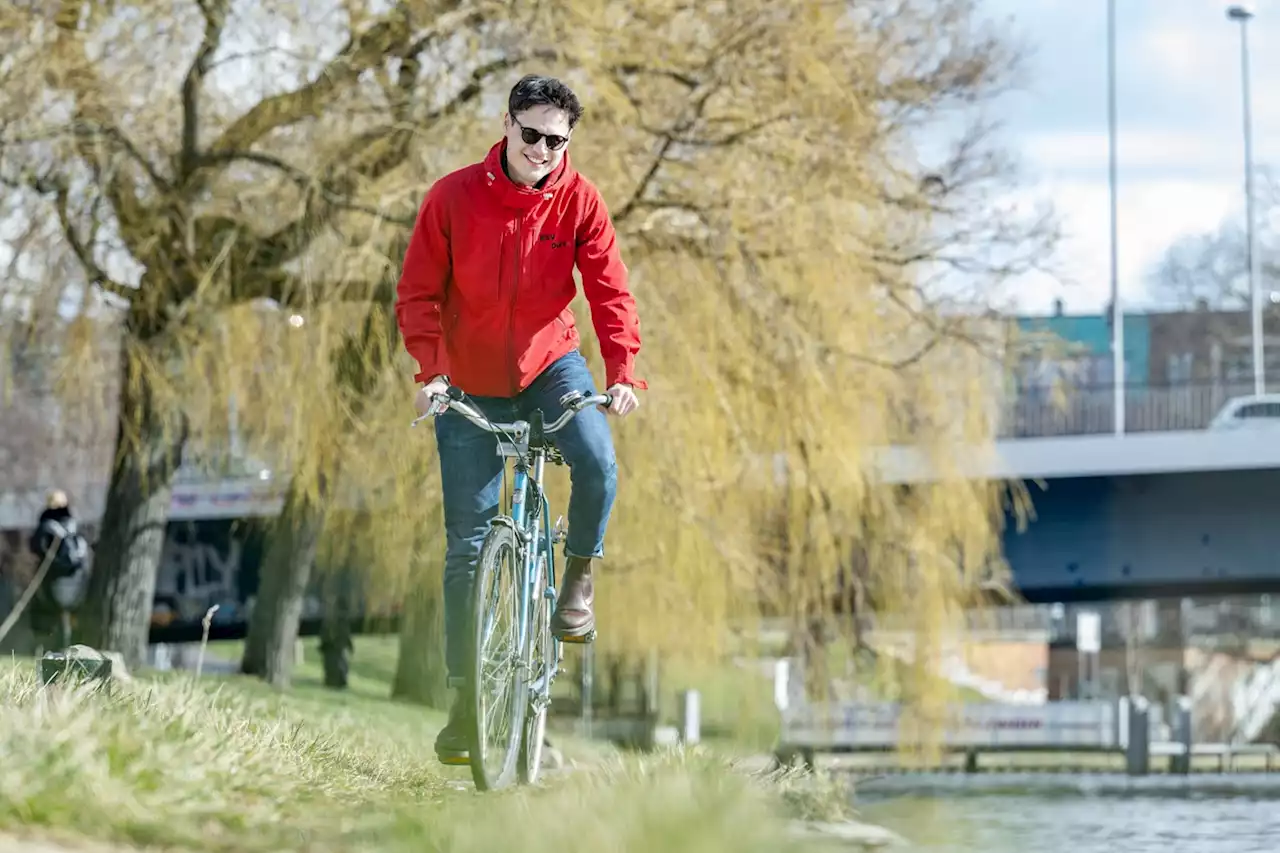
[{"x1": 855, "y1": 773, "x2": 1280, "y2": 853}]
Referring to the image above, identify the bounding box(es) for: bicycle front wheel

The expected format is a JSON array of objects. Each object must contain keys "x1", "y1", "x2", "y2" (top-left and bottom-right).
[
  {"x1": 519, "y1": 553, "x2": 552, "y2": 785},
  {"x1": 467, "y1": 521, "x2": 528, "y2": 791}
]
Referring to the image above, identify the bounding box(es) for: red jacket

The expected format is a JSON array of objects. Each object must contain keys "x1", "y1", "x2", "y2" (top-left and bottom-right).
[{"x1": 395, "y1": 139, "x2": 645, "y2": 398}]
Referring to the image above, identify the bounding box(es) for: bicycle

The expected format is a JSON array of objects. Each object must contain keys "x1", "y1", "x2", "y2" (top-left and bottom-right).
[{"x1": 413, "y1": 384, "x2": 611, "y2": 791}]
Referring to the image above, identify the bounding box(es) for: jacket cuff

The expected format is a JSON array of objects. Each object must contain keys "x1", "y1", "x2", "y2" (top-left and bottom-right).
[
  {"x1": 413, "y1": 361, "x2": 450, "y2": 385},
  {"x1": 414, "y1": 368, "x2": 449, "y2": 384},
  {"x1": 412, "y1": 347, "x2": 449, "y2": 385},
  {"x1": 607, "y1": 359, "x2": 647, "y2": 391}
]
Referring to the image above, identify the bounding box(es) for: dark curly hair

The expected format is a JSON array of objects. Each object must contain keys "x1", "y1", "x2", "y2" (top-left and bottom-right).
[{"x1": 508, "y1": 74, "x2": 584, "y2": 128}]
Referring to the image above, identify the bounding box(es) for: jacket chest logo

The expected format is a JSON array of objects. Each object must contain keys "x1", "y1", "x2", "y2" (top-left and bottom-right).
[{"x1": 538, "y1": 233, "x2": 568, "y2": 250}]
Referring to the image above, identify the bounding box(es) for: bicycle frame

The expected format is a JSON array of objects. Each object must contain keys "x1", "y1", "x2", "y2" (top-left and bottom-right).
[
  {"x1": 502, "y1": 410, "x2": 561, "y2": 701},
  {"x1": 414, "y1": 388, "x2": 610, "y2": 704}
]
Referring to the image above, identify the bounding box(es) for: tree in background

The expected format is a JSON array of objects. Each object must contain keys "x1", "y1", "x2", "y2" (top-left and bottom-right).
[
  {"x1": 377, "y1": 0, "x2": 1056, "y2": 746},
  {"x1": 1145, "y1": 167, "x2": 1280, "y2": 392},
  {"x1": 1, "y1": 0, "x2": 1056, "y2": 754},
  {"x1": 535, "y1": 0, "x2": 1046, "y2": 699},
  {"x1": 1150, "y1": 168, "x2": 1280, "y2": 310},
  {"x1": 0, "y1": 0, "x2": 527, "y2": 669}
]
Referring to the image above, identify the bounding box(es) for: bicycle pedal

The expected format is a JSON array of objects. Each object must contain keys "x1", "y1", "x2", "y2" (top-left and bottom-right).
[{"x1": 557, "y1": 628, "x2": 597, "y2": 645}]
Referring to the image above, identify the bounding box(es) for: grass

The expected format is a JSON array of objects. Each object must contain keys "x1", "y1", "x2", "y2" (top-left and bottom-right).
[
  {"x1": 200, "y1": 633, "x2": 987, "y2": 757},
  {"x1": 0, "y1": 638, "x2": 859, "y2": 852},
  {"x1": 203, "y1": 635, "x2": 785, "y2": 753}
]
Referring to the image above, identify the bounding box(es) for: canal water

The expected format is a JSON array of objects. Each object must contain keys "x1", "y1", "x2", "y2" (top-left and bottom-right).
[{"x1": 855, "y1": 773, "x2": 1280, "y2": 852}]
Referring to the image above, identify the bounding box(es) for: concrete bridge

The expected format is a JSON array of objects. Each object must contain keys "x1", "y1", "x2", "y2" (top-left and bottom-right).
[{"x1": 878, "y1": 427, "x2": 1280, "y2": 602}]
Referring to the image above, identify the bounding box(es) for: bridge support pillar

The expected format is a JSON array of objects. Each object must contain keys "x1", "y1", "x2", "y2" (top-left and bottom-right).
[{"x1": 1126, "y1": 695, "x2": 1151, "y2": 776}]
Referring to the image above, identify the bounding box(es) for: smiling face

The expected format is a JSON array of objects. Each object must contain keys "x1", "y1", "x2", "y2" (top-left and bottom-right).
[{"x1": 503, "y1": 104, "x2": 572, "y2": 186}]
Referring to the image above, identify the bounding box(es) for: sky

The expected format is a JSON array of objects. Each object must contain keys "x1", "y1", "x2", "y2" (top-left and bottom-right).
[
  {"x1": 976, "y1": 0, "x2": 1280, "y2": 316},
  {"x1": 6, "y1": 1, "x2": 1277, "y2": 323}
]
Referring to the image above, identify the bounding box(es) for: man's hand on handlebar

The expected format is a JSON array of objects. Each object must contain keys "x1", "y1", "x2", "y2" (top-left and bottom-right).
[
  {"x1": 413, "y1": 377, "x2": 637, "y2": 426},
  {"x1": 604, "y1": 383, "x2": 639, "y2": 418},
  {"x1": 415, "y1": 375, "x2": 451, "y2": 418}
]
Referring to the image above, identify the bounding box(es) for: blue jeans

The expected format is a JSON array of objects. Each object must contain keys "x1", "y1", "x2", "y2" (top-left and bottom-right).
[{"x1": 435, "y1": 350, "x2": 618, "y2": 682}]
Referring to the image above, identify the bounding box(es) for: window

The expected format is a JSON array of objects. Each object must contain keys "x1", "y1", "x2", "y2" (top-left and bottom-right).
[
  {"x1": 1167, "y1": 352, "x2": 1193, "y2": 384},
  {"x1": 1235, "y1": 402, "x2": 1280, "y2": 419}
]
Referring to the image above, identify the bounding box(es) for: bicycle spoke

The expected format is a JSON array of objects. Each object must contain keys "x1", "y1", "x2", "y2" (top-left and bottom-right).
[{"x1": 472, "y1": 532, "x2": 525, "y2": 788}]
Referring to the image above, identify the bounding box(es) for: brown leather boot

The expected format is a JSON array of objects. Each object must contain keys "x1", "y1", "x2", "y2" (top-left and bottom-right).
[{"x1": 552, "y1": 555, "x2": 595, "y2": 640}]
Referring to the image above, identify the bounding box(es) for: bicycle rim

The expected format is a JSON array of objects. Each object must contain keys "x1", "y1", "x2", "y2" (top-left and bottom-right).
[
  {"x1": 468, "y1": 523, "x2": 527, "y2": 791},
  {"x1": 519, "y1": 554, "x2": 552, "y2": 784}
]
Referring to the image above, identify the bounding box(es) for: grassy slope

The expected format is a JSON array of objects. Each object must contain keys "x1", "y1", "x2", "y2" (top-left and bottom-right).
[
  {"x1": 206, "y1": 636, "x2": 785, "y2": 753},
  {"x1": 0, "y1": 639, "x2": 852, "y2": 853}
]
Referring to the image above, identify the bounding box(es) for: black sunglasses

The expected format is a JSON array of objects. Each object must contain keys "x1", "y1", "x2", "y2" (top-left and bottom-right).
[{"x1": 512, "y1": 117, "x2": 570, "y2": 151}]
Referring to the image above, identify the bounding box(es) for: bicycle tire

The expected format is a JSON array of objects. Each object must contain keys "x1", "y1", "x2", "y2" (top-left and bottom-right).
[
  {"x1": 519, "y1": 552, "x2": 552, "y2": 784},
  {"x1": 467, "y1": 521, "x2": 528, "y2": 791}
]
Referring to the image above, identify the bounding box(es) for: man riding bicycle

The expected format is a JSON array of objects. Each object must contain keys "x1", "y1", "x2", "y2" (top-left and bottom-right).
[{"x1": 394, "y1": 74, "x2": 645, "y2": 763}]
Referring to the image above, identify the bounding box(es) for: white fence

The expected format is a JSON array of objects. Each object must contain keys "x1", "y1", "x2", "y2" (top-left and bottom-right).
[{"x1": 781, "y1": 700, "x2": 1120, "y2": 751}]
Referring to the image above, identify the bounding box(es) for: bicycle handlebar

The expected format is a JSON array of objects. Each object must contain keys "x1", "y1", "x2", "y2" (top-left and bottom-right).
[{"x1": 411, "y1": 386, "x2": 612, "y2": 436}]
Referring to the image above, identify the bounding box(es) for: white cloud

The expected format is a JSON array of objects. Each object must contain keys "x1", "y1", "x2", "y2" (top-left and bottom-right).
[
  {"x1": 988, "y1": 176, "x2": 1239, "y2": 314},
  {"x1": 1022, "y1": 130, "x2": 1241, "y2": 175},
  {"x1": 984, "y1": 0, "x2": 1280, "y2": 314}
]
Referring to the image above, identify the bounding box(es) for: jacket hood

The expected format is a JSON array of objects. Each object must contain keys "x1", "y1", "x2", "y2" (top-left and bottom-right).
[{"x1": 481, "y1": 139, "x2": 576, "y2": 209}]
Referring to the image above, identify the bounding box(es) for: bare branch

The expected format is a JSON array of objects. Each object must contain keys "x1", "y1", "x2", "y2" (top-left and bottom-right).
[
  {"x1": 201, "y1": 2, "x2": 482, "y2": 166},
  {"x1": 48, "y1": 6, "x2": 161, "y2": 256},
  {"x1": 609, "y1": 64, "x2": 701, "y2": 90},
  {"x1": 26, "y1": 174, "x2": 135, "y2": 303},
  {"x1": 246, "y1": 53, "x2": 526, "y2": 274},
  {"x1": 180, "y1": 0, "x2": 231, "y2": 180},
  {"x1": 614, "y1": 79, "x2": 719, "y2": 223},
  {"x1": 197, "y1": 150, "x2": 415, "y2": 227},
  {"x1": 657, "y1": 115, "x2": 791, "y2": 148}
]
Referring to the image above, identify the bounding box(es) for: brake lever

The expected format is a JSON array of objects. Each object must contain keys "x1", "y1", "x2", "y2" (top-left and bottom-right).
[{"x1": 411, "y1": 394, "x2": 450, "y2": 427}]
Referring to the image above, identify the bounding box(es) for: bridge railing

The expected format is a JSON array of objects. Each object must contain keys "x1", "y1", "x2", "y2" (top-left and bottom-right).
[
  {"x1": 998, "y1": 380, "x2": 1259, "y2": 439},
  {"x1": 1186, "y1": 595, "x2": 1280, "y2": 641}
]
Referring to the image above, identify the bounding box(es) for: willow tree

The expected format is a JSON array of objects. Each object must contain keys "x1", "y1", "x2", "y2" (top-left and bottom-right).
[
  {"x1": 504, "y1": 0, "x2": 1052, "y2": 743},
  {"x1": 2, "y1": 0, "x2": 1052, "y2": 750},
  {"x1": 236, "y1": 274, "x2": 410, "y2": 686},
  {"x1": 0, "y1": 0, "x2": 539, "y2": 668},
  {"x1": 314, "y1": 0, "x2": 1055, "y2": 742}
]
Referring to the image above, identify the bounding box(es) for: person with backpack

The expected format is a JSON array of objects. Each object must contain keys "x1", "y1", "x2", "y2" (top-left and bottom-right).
[{"x1": 26, "y1": 489, "x2": 91, "y2": 649}]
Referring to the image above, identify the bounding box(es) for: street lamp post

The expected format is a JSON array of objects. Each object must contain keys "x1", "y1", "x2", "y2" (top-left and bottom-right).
[
  {"x1": 1107, "y1": 0, "x2": 1124, "y2": 433},
  {"x1": 1227, "y1": 4, "x2": 1265, "y2": 395}
]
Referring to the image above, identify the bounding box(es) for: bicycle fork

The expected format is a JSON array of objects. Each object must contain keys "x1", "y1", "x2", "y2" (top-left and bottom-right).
[
  {"x1": 528, "y1": 514, "x2": 569, "y2": 709},
  {"x1": 550, "y1": 514, "x2": 567, "y2": 671}
]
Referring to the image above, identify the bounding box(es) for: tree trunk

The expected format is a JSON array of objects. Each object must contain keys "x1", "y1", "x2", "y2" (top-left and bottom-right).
[
  {"x1": 240, "y1": 487, "x2": 325, "y2": 688},
  {"x1": 319, "y1": 565, "x2": 355, "y2": 690},
  {"x1": 79, "y1": 366, "x2": 186, "y2": 672},
  {"x1": 391, "y1": 568, "x2": 449, "y2": 708}
]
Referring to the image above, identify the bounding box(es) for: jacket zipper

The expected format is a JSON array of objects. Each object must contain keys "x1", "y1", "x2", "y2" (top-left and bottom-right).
[{"x1": 508, "y1": 212, "x2": 523, "y2": 396}]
